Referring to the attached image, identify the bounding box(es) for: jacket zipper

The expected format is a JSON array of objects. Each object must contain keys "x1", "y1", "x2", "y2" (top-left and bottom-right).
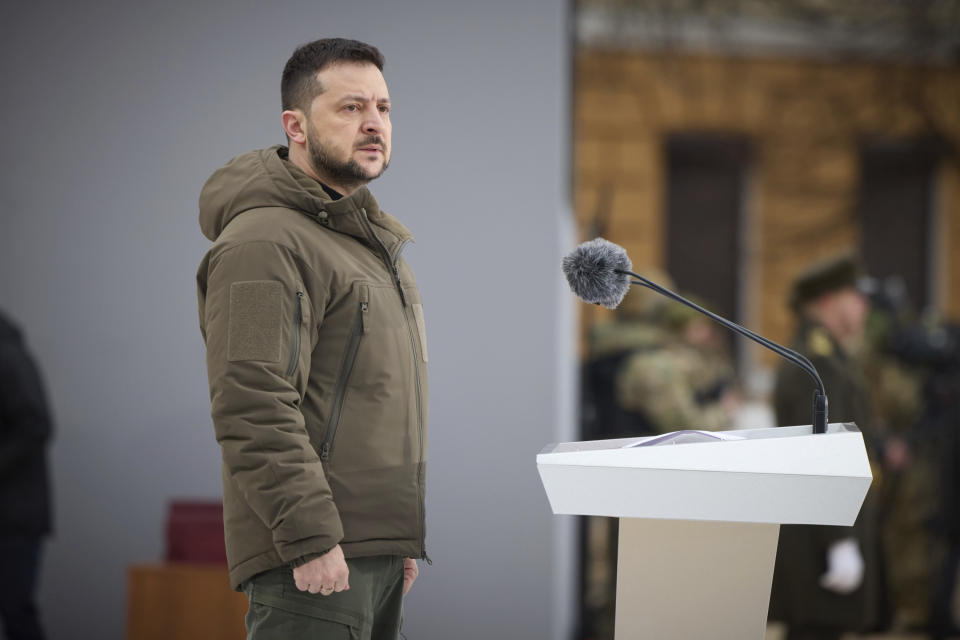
[
  {"x1": 407, "y1": 301, "x2": 426, "y2": 560},
  {"x1": 319, "y1": 299, "x2": 365, "y2": 461},
  {"x1": 358, "y1": 209, "x2": 426, "y2": 559},
  {"x1": 359, "y1": 209, "x2": 408, "y2": 307},
  {"x1": 284, "y1": 291, "x2": 304, "y2": 377}
]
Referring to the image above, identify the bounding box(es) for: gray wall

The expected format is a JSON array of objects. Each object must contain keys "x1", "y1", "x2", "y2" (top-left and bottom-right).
[{"x1": 0, "y1": 1, "x2": 574, "y2": 639}]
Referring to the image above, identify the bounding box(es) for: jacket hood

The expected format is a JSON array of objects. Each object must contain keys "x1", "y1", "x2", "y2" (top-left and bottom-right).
[{"x1": 199, "y1": 146, "x2": 411, "y2": 247}]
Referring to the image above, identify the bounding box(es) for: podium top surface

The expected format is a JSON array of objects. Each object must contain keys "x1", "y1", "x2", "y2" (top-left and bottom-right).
[
  {"x1": 536, "y1": 423, "x2": 873, "y2": 524},
  {"x1": 538, "y1": 423, "x2": 870, "y2": 478},
  {"x1": 541, "y1": 422, "x2": 858, "y2": 456}
]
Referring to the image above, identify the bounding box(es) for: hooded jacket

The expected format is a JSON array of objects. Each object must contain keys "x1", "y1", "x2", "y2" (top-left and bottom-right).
[{"x1": 197, "y1": 146, "x2": 428, "y2": 590}]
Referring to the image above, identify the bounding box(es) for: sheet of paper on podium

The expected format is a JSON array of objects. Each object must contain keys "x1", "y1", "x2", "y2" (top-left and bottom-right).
[{"x1": 621, "y1": 429, "x2": 745, "y2": 448}]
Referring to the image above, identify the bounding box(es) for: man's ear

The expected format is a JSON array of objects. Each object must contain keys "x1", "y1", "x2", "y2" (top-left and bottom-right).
[{"x1": 281, "y1": 110, "x2": 308, "y2": 145}]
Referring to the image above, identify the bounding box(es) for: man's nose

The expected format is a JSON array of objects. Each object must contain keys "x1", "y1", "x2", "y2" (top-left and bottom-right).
[{"x1": 362, "y1": 107, "x2": 386, "y2": 134}]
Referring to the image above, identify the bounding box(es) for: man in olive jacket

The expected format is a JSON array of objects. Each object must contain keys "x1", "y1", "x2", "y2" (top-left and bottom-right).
[
  {"x1": 770, "y1": 255, "x2": 881, "y2": 640},
  {"x1": 197, "y1": 39, "x2": 428, "y2": 639}
]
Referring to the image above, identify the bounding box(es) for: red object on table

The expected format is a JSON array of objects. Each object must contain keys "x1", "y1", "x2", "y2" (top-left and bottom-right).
[{"x1": 165, "y1": 500, "x2": 227, "y2": 565}]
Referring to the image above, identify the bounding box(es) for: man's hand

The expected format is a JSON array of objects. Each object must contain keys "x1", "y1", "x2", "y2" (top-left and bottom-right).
[
  {"x1": 293, "y1": 545, "x2": 349, "y2": 596},
  {"x1": 403, "y1": 558, "x2": 418, "y2": 595}
]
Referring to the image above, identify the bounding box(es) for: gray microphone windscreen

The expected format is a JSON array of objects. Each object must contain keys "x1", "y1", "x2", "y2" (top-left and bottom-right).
[{"x1": 561, "y1": 238, "x2": 632, "y2": 309}]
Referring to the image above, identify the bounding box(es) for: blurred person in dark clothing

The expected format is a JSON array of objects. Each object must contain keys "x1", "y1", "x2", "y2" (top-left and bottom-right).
[
  {"x1": 859, "y1": 277, "x2": 960, "y2": 638},
  {"x1": 861, "y1": 278, "x2": 936, "y2": 632},
  {"x1": 927, "y1": 343, "x2": 960, "y2": 640},
  {"x1": 885, "y1": 319, "x2": 960, "y2": 639},
  {"x1": 0, "y1": 310, "x2": 53, "y2": 640},
  {"x1": 770, "y1": 254, "x2": 883, "y2": 640}
]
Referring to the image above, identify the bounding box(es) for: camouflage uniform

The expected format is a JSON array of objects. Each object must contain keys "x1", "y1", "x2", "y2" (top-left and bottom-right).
[
  {"x1": 615, "y1": 337, "x2": 735, "y2": 432},
  {"x1": 583, "y1": 320, "x2": 668, "y2": 441},
  {"x1": 611, "y1": 289, "x2": 737, "y2": 434},
  {"x1": 582, "y1": 274, "x2": 679, "y2": 441},
  {"x1": 863, "y1": 312, "x2": 934, "y2": 629}
]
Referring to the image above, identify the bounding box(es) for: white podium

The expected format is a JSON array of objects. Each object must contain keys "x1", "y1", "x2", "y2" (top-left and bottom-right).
[{"x1": 537, "y1": 423, "x2": 873, "y2": 640}]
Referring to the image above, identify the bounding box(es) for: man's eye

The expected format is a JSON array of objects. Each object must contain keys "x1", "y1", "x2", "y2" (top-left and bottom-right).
[
  {"x1": 344, "y1": 104, "x2": 359, "y2": 112},
  {"x1": 379, "y1": 105, "x2": 390, "y2": 114}
]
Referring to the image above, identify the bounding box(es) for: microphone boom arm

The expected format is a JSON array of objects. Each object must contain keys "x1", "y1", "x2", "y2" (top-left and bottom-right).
[{"x1": 622, "y1": 270, "x2": 829, "y2": 435}]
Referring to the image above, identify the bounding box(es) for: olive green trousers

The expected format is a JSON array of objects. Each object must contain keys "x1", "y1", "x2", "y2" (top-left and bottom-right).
[{"x1": 242, "y1": 556, "x2": 404, "y2": 640}]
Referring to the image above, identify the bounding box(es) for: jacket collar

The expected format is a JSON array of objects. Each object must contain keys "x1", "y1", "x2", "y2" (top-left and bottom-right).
[{"x1": 271, "y1": 147, "x2": 413, "y2": 262}]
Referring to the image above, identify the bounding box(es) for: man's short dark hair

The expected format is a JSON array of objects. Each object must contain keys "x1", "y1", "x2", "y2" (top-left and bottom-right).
[{"x1": 281, "y1": 38, "x2": 385, "y2": 113}]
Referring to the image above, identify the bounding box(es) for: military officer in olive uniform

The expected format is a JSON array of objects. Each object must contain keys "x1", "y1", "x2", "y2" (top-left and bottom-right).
[{"x1": 769, "y1": 254, "x2": 883, "y2": 640}]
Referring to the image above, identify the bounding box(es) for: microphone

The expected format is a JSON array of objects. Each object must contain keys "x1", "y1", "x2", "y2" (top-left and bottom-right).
[
  {"x1": 561, "y1": 238, "x2": 633, "y2": 309},
  {"x1": 562, "y1": 238, "x2": 829, "y2": 435}
]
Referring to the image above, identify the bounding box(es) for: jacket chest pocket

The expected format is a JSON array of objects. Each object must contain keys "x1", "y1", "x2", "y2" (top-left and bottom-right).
[{"x1": 319, "y1": 286, "x2": 368, "y2": 461}]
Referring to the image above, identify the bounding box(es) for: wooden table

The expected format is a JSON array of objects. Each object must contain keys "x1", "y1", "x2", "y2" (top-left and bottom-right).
[{"x1": 127, "y1": 564, "x2": 247, "y2": 640}]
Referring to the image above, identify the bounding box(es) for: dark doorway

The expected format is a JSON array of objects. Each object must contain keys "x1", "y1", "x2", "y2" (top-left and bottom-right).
[
  {"x1": 858, "y1": 139, "x2": 939, "y2": 312},
  {"x1": 666, "y1": 134, "x2": 750, "y2": 357}
]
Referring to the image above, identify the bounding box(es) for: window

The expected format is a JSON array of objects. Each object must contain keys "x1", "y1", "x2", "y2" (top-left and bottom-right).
[{"x1": 858, "y1": 139, "x2": 939, "y2": 312}]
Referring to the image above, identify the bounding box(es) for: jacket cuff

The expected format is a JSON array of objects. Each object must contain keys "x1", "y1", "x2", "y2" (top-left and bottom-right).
[
  {"x1": 290, "y1": 550, "x2": 331, "y2": 568},
  {"x1": 274, "y1": 531, "x2": 344, "y2": 564}
]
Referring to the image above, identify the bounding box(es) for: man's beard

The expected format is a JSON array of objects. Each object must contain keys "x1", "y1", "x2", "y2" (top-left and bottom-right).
[{"x1": 307, "y1": 127, "x2": 389, "y2": 191}]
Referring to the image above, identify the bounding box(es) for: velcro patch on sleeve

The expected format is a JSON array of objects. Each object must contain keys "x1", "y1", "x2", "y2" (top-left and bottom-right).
[{"x1": 228, "y1": 281, "x2": 283, "y2": 362}]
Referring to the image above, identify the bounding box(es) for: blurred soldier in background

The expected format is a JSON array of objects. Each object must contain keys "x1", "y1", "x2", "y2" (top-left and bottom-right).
[
  {"x1": 581, "y1": 268, "x2": 676, "y2": 442},
  {"x1": 579, "y1": 272, "x2": 739, "y2": 639},
  {"x1": 860, "y1": 276, "x2": 935, "y2": 633},
  {"x1": 859, "y1": 276, "x2": 960, "y2": 639},
  {"x1": 583, "y1": 271, "x2": 739, "y2": 440},
  {"x1": 914, "y1": 322, "x2": 960, "y2": 640},
  {"x1": 616, "y1": 296, "x2": 739, "y2": 433},
  {"x1": 770, "y1": 254, "x2": 882, "y2": 640},
  {"x1": 0, "y1": 310, "x2": 53, "y2": 640}
]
